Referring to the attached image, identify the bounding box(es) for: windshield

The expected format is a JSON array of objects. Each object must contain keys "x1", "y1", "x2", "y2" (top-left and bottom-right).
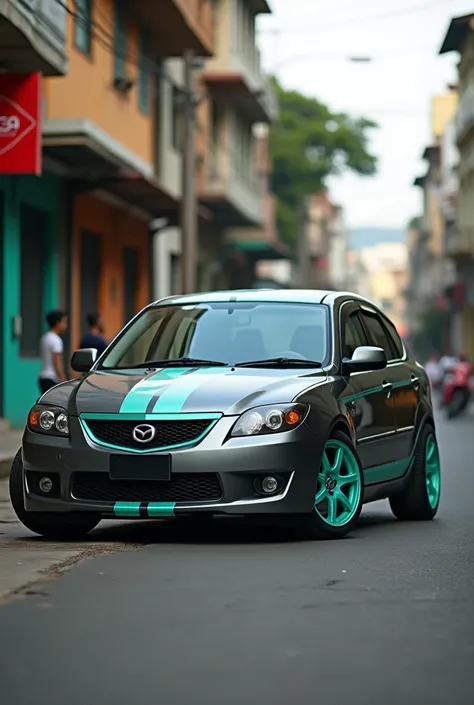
[{"x1": 99, "y1": 302, "x2": 330, "y2": 369}]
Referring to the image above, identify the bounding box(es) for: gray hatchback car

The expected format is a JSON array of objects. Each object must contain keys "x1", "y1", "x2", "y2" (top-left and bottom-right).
[{"x1": 10, "y1": 289, "x2": 441, "y2": 540}]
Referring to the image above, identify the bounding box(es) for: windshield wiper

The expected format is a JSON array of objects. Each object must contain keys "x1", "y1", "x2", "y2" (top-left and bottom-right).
[
  {"x1": 134, "y1": 357, "x2": 229, "y2": 369},
  {"x1": 234, "y1": 357, "x2": 322, "y2": 368}
]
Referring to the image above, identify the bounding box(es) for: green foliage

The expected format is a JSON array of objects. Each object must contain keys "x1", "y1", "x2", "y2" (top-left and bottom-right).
[{"x1": 269, "y1": 78, "x2": 378, "y2": 245}]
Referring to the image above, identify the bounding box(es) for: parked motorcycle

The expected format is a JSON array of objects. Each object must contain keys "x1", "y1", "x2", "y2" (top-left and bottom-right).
[{"x1": 442, "y1": 358, "x2": 474, "y2": 419}]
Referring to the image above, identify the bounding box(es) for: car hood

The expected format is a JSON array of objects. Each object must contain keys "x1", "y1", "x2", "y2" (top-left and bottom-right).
[{"x1": 70, "y1": 366, "x2": 328, "y2": 416}]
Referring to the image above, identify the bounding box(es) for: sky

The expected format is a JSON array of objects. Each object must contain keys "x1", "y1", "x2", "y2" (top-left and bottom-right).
[{"x1": 257, "y1": 0, "x2": 472, "y2": 230}]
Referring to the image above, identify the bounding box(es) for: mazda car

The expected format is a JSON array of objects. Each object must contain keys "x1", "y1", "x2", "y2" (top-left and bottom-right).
[{"x1": 10, "y1": 289, "x2": 441, "y2": 540}]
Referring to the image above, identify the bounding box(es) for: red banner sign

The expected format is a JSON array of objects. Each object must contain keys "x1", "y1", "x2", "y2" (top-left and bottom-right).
[{"x1": 0, "y1": 73, "x2": 41, "y2": 175}]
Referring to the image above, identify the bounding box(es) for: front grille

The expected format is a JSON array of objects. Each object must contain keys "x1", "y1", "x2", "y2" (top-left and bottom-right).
[
  {"x1": 72, "y1": 472, "x2": 223, "y2": 503},
  {"x1": 83, "y1": 419, "x2": 212, "y2": 451}
]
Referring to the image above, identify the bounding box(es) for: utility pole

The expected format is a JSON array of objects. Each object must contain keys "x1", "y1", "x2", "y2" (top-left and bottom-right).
[
  {"x1": 297, "y1": 198, "x2": 310, "y2": 287},
  {"x1": 180, "y1": 49, "x2": 197, "y2": 294}
]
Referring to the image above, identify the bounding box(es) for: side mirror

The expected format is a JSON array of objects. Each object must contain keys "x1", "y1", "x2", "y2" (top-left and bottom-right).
[
  {"x1": 342, "y1": 346, "x2": 387, "y2": 374},
  {"x1": 71, "y1": 348, "x2": 98, "y2": 373}
]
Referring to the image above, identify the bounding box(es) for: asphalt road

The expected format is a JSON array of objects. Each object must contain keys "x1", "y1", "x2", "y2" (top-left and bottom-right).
[{"x1": 1, "y1": 410, "x2": 473, "y2": 705}]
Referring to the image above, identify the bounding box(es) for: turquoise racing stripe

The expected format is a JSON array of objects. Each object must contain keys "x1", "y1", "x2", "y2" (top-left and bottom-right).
[
  {"x1": 147, "y1": 503, "x2": 176, "y2": 517},
  {"x1": 119, "y1": 368, "x2": 192, "y2": 414},
  {"x1": 114, "y1": 502, "x2": 141, "y2": 517},
  {"x1": 151, "y1": 367, "x2": 228, "y2": 413}
]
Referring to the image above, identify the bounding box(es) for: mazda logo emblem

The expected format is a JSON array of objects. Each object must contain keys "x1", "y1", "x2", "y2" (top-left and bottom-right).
[{"x1": 132, "y1": 424, "x2": 156, "y2": 443}]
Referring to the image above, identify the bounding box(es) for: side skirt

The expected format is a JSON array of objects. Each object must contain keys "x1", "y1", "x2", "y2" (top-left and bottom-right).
[{"x1": 363, "y1": 458, "x2": 415, "y2": 504}]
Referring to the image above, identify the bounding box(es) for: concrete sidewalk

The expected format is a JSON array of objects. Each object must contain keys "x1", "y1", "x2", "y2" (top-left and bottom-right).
[{"x1": 0, "y1": 430, "x2": 23, "y2": 480}]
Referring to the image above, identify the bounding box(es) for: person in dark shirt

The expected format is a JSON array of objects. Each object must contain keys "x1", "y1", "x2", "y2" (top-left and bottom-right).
[{"x1": 80, "y1": 312, "x2": 108, "y2": 356}]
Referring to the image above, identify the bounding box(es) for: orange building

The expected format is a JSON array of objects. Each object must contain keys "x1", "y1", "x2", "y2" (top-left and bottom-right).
[{"x1": 42, "y1": 0, "x2": 214, "y2": 349}]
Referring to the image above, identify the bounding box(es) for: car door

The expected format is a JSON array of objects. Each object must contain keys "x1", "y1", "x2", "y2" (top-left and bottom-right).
[
  {"x1": 361, "y1": 306, "x2": 419, "y2": 472},
  {"x1": 339, "y1": 303, "x2": 397, "y2": 472},
  {"x1": 377, "y1": 314, "x2": 419, "y2": 460}
]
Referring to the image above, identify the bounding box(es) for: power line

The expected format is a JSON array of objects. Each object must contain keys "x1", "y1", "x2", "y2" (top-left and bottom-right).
[{"x1": 258, "y1": 0, "x2": 457, "y2": 35}]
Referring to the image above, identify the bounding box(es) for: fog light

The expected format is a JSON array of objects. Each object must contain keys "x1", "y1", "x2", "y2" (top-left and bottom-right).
[
  {"x1": 38, "y1": 477, "x2": 53, "y2": 493},
  {"x1": 262, "y1": 476, "x2": 278, "y2": 494}
]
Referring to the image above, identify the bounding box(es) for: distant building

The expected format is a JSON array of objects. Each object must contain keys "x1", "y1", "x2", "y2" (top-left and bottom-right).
[
  {"x1": 358, "y1": 242, "x2": 409, "y2": 336},
  {"x1": 439, "y1": 15, "x2": 474, "y2": 358},
  {"x1": 410, "y1": 85, "x2": 458, "y2": 350}
]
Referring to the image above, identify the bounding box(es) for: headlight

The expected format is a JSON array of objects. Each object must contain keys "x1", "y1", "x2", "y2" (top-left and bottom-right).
[
  {"x1": 230, "y1": 403, "x2": 309, "y2": 438},
  {"x1": 27, "y1": 404, "x2": 70, "y2": 437}
]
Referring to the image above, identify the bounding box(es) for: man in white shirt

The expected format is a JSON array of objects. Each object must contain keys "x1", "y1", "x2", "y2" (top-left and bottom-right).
[{"x1": 39, "y1": 310, "x2": 68, "y2": 394}]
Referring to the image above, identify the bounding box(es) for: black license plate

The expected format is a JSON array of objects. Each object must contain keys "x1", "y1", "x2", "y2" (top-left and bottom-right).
[{"x1": 109, "y1": 454, "x2": 171, "y2": 481}]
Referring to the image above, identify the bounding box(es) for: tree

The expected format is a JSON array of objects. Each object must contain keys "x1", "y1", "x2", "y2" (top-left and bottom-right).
[{"x1": 269, "y1": 78, "x2": 378, "y2": 245}]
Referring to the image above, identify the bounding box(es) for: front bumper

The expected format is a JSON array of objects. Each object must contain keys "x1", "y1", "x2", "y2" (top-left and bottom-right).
[{"x1": 22, "y1": 416, "x2": 324, "y2": 518}]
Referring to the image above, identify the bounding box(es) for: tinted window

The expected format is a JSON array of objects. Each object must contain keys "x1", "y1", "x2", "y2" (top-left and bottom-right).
[
  {"x1": 100, "y1": 302, "x2": 330, "y2": 368},
  {"x1": 383, "y1": 319, "x2": 404, "y2": 359},
  {"x1": 359, "y1": 311, "x2": 393, "y2": 359},
  {"x1": 343, "y1": 312, "x2": 367, "y2": 359}
]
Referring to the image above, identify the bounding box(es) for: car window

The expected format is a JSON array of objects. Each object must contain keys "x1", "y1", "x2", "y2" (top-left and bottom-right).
[
  {"x1": 359, "y1": 311, "x2": 393, "y2": 360},
  {"x1": 100, "y1": 302, "x2": 331, "y2": 368},
  {"x1": 342, "y1": 311, "x2": 367, "y2": 359},
  {"x1": 382, "y1": 318, "x2": 404, "y2": 360}
]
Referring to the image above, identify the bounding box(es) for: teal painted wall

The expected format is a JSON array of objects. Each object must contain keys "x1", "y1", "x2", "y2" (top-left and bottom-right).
[{"x1": 0, "y1": 174, "x2": 60, "y2": 428}]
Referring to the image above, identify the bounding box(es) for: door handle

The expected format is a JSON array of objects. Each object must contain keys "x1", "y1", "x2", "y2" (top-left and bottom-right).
[
  {"x1": 381, "y1": 381, "x2": 393, "y2": 397},
  {"x1": 411, "y1": 374, "x2": 420, "y2": 389}
]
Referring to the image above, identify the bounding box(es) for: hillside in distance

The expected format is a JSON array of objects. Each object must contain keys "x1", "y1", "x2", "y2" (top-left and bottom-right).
[{"x1": 349, "y1": 227, "x2": 404, "y2": 250}]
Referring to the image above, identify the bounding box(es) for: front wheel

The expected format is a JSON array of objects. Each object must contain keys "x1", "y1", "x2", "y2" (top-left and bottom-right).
[
  {"x1": 298, "y1": 430, "x2": 364, "y2": 540},
  {"x1": 9, "y1": 451, "x2": 101, "y2": 540},
  {"x1": 389, "y1": 423, "x2": 441, "y2": 521}
]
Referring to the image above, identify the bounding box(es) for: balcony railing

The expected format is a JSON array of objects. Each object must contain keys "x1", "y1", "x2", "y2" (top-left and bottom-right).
[
  {"x1": 445, "y1": 224, "x2": 474, "y2": 258},
  {"x1": 204, "y1": 144, "x2": 264, "y2": 224}
]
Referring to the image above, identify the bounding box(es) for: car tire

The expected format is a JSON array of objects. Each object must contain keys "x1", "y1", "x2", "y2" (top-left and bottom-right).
[
  {"x1": 9, "y1": 450, "x2": 101, "y2": 540},
  {"x1": 298, "y1": 430, "x2": 364, "y2": 540},
  {"x1": 389, "y1": 423, "x2": 441, "y2": 521}
]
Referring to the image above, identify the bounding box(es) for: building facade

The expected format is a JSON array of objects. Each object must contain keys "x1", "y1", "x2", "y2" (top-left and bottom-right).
[
  {"x1": 156, "y1": 0, "x2": 280, "y2": 298},
  {"x1": 440, "y1": 15, "x2": 474, "y2": 358},
  {"x1": 409, "y1": 87, "x2": 458, "y2": 352},
  {"x1": 0, "y1": 0, "x2": 216, "y2": 427},
  {"x1": 0, "y1": 0, "x2": 68, "y2": 427}
]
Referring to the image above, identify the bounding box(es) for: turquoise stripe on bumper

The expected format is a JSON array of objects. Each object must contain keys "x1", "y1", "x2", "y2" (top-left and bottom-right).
[
  {"x1": 114, "y1": 502, "x2": 141, "y2": 517},
  {"x1": 147, "y1": 503, "x2": 176, "y2": 517}
]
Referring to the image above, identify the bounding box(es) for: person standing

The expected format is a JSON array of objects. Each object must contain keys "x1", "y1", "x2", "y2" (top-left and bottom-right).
[
  {"x1": 79, "y1": 312, "x2": 108, "y2": 356},
  {"x1": 38, "y1": 310, "x2": 68, "y2": 394}
]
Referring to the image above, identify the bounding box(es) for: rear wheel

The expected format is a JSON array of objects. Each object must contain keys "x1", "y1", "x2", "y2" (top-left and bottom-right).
[
  {"x1": 298, "y1": 430, "x2": 363, "y2": 540},
  {"x1": 389, "y1": 424, "x2": 440, "y2": 521},
  {"x1": 9, "y1": 451, "x2": 101, "y2": 540}
]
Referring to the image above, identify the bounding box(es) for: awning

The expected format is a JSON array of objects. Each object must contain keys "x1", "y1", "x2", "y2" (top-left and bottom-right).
[
  {"x1": 231, "y1": 239, "x2": 292, "y2": 261},
  {"x1": 42, "y1": 118, "x2": 180, "y2": 220},
  {"x1": 439, "y1": 14, "x2": 474, "y2": 54},
  {"x1": 126, "y1": 1, "x2": 213, "y2": 57},
  {"x1": 248, "y1": 0, "x2": 272, "y2": 14},
  {"x1": 202, "y1": 73, "x2": 277, "y2": 124},
  {"x1": 413, "y1": 175, "x2": 426, "y2": 188}
]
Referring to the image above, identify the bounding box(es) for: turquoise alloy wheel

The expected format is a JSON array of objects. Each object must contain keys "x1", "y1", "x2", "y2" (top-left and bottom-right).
[
  {"x1": 314, "y1": 439, "x2": 362, "y2": 527},
  {"x1": 425, "y1": 434, "x2": 441, "y2": 509}
]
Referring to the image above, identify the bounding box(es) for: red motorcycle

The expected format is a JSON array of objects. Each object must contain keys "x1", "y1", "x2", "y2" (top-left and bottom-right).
[{"x1": 442, "y1": 358, "x2": 474, "y2": 418}]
